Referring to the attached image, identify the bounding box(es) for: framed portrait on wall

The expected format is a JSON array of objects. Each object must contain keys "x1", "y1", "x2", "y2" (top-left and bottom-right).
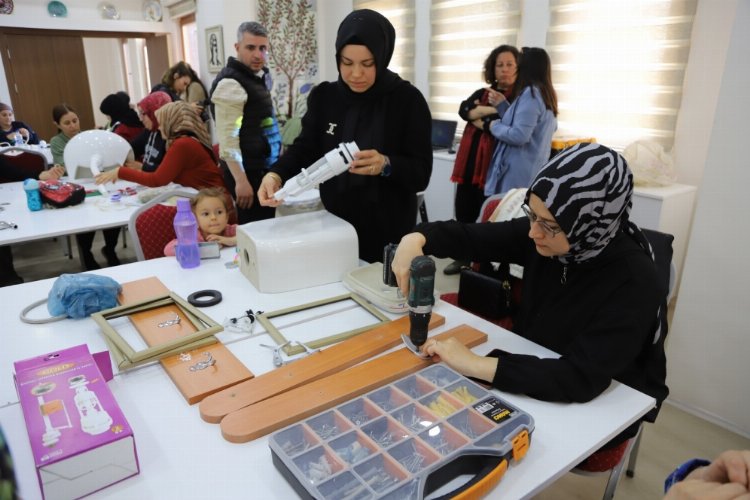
[{"x1": 206, "y1": 25, "x2": 224, "y2": 73}]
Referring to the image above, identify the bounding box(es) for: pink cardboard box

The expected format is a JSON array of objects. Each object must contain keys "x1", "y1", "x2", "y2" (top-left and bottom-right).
[{"x1": 14, "y1": 344, "x2": 139, "y2": 500}]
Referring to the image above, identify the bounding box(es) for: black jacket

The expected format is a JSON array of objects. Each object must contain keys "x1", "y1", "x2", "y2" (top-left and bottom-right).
[
  {"x1": 419, "y1": 217, "x2": 669, "y2": 444},
  {"x1": 209, "y1": 57, "x2": 276, "y2": 171},
  {"x1": 271, "y1": 81, "x2": 432, "y2": 263}
]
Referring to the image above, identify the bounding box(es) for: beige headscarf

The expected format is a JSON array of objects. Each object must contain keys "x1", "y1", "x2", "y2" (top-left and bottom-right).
[{"x1": 155, "y1": 100, "x2": 212, "y2": 151}]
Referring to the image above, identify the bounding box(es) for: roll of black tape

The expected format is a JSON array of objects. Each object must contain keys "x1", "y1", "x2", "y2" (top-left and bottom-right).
[{"x1": 187, "y1": 289, "x2": 222, "y2": 307}]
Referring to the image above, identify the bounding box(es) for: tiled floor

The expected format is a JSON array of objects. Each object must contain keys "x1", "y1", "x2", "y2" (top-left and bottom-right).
[{"x1": 7, "y1": 237, "x2": 750, "y2": 500}]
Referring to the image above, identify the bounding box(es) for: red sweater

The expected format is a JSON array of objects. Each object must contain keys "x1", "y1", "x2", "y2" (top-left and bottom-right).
[{"x1": 118, "y1": 136, "x2": 226, "y2": 190}]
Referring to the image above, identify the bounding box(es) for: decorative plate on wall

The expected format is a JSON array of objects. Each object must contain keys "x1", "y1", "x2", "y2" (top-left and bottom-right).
[
  {"x1": 0, "y1": 0, "x2": 14, "y2": 15},
  {"x1": 47, "y1": 0, "x2": 67, "y2": 18},
  {"x1": 99, "y1": 2, "x2": 120, "y2": 20},
  {"x1": 143, "y1": 0, "x2": 162, "y2": 22}
]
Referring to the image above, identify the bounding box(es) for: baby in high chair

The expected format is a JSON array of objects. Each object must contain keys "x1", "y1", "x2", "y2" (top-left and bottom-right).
[{"x1": 164, "y1": 187, "x2": 237, "y2": 256}]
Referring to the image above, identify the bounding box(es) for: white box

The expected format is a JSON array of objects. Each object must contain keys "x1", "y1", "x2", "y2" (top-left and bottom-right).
[{"x1": 236, "y1": 210, "x2": 359, "y2": 293}]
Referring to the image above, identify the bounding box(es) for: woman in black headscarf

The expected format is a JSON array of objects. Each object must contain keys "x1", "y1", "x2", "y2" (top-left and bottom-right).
[
  {"x1": 258, "y1": 9, "x2": 432, "y2": 263},
  {"x1": 391, "y1": 143, "x2": 669, "y2": 449},
  {"x1": 99, "y1": 92, "x2": 144, "y2": 144}
]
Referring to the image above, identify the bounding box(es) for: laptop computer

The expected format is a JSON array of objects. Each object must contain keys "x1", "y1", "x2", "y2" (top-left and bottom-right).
[{"x1": 431, "y1": 119, "x2": 458, "y2": 152}]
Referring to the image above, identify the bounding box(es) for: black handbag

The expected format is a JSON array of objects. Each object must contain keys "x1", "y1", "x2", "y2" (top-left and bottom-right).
[{"x1": 457, "y1": 266, "x2": 513, "y2": 320}]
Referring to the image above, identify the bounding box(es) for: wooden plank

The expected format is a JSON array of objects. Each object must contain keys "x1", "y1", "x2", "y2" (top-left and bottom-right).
[
  {"x1": 220, "y1": 325, "x2": 487, "y2": 443},
  {"x1": 199, "y1": 313, "x2": 446, "y2": 423},
  {"x1": 118, "y1": 277, "x2": 254, "y2": 405}
]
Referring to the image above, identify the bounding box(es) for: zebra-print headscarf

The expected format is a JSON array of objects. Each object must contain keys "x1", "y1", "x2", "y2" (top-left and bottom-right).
[
  {"x1": 527, "y1": 142, "x2": 652, "y2": 265},
  {"x1": 528, "y1": 143, "x2": 665, "y2": 343}
]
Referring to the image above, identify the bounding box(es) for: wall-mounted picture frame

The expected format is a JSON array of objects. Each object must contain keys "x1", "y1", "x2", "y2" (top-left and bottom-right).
[{"x1": 205, "y1": 25, "x2": 224, "y2": 73}]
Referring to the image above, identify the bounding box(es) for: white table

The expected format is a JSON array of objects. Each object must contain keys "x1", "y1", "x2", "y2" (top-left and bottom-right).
[
  {"x1": 0, "y1": 251, "x2": 655, "y2": 499},
  {"x1": 0, "y1": 179, "x2": 143, "y2": 246}
]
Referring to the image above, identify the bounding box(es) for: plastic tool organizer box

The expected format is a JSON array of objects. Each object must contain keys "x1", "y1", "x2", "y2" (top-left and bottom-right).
[{"x1": 269, "y1": 365, "x2": 533, "y2": 499}]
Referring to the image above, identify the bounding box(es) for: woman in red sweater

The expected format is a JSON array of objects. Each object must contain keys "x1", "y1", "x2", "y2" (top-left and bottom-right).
[{"x1": 95, "y1": 100, "x2": 226, "y2": 191}]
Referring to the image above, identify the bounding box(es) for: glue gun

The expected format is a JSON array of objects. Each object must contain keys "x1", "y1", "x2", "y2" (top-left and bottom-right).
[{"x1": 272, "y1": 142, "x2": 359, "y2": 201}]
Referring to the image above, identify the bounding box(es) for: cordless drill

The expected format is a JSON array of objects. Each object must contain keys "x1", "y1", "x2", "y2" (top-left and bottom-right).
[
  {"x1": 407, "y1": 255, "x2": 436, "y2": 349},
  {"x1": 382, "y1": 245, "x2": 436, "y2": 351}
]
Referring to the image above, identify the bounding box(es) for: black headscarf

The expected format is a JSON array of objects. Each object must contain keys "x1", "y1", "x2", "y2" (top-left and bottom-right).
[
  {"x1": 335, "y1": 8, "x2": 399, "y2": 98},
  {"x1": 334, "y1": 9, "x2": 403, "y2": 148},
  {"x1": 100, "y1": 92, "x2": 142, "y2": 128}
]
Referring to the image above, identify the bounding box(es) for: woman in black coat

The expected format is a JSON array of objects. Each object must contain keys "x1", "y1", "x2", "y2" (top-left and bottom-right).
[{"x1": 258, "y1": 9, "x2": 432, "y2": 263}]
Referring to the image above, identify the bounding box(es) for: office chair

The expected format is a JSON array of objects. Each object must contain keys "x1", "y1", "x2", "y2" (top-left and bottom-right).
[
  {"x1": 572, "y1": 227, "x2": 675, "y2": 500},
  {"x1": 0, "y1": 147, "x2": 48, "y2": 182},
  {"x1": 128, "y1": 190, "x2": 195, "y2": 261}
]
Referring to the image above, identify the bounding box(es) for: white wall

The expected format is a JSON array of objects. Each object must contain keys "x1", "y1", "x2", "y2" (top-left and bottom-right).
[{"x1": 666, "y1": 0, "x2": 750, "y2": 438}]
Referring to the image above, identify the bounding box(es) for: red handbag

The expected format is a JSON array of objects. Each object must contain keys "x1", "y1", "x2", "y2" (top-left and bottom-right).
[{"x1": 39, "y1": 180, "x2": 86, "y2": 208}]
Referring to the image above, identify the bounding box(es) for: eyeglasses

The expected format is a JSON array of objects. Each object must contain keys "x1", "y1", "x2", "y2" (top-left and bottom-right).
[{"x1": 521, "y1": 203, "x2": 562, "y2": 237}]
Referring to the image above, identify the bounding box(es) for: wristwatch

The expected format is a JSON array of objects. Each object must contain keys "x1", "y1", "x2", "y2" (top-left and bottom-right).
[
  {"x1": 380, "y1": 155, "x2": 392, "y2": 177},
  {"x1": 664, "y1": 458, "x2": 710, "y2": 493}
]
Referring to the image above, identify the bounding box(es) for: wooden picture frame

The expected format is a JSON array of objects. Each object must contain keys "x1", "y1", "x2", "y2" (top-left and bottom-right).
[
  {"x1": 91, "y1": 292, "x2": 223, "y2": 370},
  {"x1": 205, "y1": 25, "x2": 225, "y2": 73},
  {"x1": 256, "y1": 293, "x2": 391, "y2": 356}
]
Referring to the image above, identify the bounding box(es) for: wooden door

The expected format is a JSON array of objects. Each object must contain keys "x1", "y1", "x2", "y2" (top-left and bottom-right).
[
  {"x1": 146, "y1": 35, "x2": 170, "y2": 90},
  {"x1": 0, "y1": 33, "x2": 95, "y2": 141}
]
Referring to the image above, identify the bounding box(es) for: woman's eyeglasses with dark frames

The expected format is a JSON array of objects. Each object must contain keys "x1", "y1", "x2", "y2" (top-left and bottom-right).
[{"x1": 521, "y1": 203, "x2": 562, "y2": 237}]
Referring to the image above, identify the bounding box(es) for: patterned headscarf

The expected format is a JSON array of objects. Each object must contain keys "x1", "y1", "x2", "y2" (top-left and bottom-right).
[
  {"x1": 528, "y1": 143, "x2": 665, "y2": 344},
  {"x1": 155, "y1": 100, "x2": 212, "y2": 151},
  {"x1": 138, "y1": 91, "x2": 171, "y2": 131},
  {"x1": 527, "y1": 142, "x2": 653, "y2": 265}
]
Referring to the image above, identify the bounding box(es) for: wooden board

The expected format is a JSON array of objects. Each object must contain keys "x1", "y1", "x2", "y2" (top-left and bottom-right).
[
  {"x1": 220, "y1": 324, "x2": 487, "y2": 443},
  {"x1": 199, "y1": 313, "x2": 446, "y2": 423},
  {"x1": 118, "y1": 277, "x2": 254, "y2": 405}
]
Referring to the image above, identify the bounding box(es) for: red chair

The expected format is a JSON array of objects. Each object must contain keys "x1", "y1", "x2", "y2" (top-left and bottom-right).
[
  {"x1": 128, "y1": 190, "x2": 195, "y2": 261},
  {"x1": 1, "y1": 147, "x2": 47, "y2": 182}
]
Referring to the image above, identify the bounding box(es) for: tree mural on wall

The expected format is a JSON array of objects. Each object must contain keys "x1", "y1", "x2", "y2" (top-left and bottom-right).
[{"x1": 258, "y1": 0, "x2": 318, "y2": 138}]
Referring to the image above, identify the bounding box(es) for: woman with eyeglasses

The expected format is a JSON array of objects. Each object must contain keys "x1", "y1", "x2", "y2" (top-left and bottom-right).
[{"x1": 391, "y1": 143, "x2": 668, "y2": 450}]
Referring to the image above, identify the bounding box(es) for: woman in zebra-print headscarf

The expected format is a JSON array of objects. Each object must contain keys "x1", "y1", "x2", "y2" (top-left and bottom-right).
[{"x1": 392, "y1": 142, "x2": 669, "y2": 450}]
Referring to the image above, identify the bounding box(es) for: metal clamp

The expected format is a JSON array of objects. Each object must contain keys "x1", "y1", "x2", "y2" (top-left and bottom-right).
[
  {"x1": 259, "y1": 341, "x2": 320, "y2": 367},
  {"x1": 189, "y1": 352, "x2": 216, "y2": 371},
  {"x1": 158, "y1": 314, "x2": 181, "y2": 328}
]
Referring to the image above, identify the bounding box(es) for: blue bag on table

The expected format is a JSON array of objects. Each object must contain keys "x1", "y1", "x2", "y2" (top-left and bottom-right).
[{"x1": 47, "y1": 273, "x2": 122, "y2": 319}]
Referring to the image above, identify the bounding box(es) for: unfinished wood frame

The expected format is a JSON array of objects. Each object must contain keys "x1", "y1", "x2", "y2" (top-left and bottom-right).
[
  {"x1": 91, "y1": 292, "x2": 223, "y2": 370},
  {"x1": 256, "y1": 293, "x2": 391, "y2": 356}
]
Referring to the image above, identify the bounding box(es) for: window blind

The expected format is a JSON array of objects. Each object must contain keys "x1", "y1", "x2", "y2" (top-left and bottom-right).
[
  {"x1": 353, "y1": 0, "x2": 415, "y2": 85},
  {"x1": 429, "y1": 0, "x2": 521, "y2": 122},
  {"x1": 546, "y1": 0, "x2": 697, "y2": 150}
]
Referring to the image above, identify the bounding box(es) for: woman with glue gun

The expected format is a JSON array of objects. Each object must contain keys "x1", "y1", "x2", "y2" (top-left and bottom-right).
[
  {"x1": 258, "y1": 9, "x2": 432, "y2": 264},
  {"x1": 391, "y1": 143, "x2": 669, "y2": 458}
]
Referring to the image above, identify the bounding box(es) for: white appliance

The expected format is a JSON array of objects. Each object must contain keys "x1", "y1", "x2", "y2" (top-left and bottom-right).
[{"x1": 236, "y1": 210, "x2": 359, "y2": 293}]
